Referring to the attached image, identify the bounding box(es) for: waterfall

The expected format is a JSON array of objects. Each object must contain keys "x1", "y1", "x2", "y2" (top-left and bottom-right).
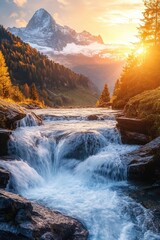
[
  {"x1": 16, "y1": 113, "x2": 42, "y2": 127},
  {"x1": 0, "y1": 108, "x2": 159, "y2": 240},
  {"x1": 0, "y1": 160, "x2": 44, "y2": 193},
  {"x1": 7, "y1": 123, "x2": 126, "y2": 182},
  {"x1": 8, "y1": 129, "x2": 56, "y2": 178}
]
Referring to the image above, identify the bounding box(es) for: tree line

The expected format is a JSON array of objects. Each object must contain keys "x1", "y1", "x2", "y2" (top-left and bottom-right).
[
  {"x1": 0, "y1": 26, "x2": 92, "y2": 103},
  {"x1": 0, "y1": 50, "x2": 40, "y2": 102}
]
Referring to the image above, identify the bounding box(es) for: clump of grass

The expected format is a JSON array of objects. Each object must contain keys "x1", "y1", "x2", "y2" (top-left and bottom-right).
[{"x1": 124, "y1": 87, "x2": 160, "y2": 137}]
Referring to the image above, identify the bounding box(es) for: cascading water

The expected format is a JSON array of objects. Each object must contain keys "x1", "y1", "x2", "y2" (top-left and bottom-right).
[{"x1": 0, "y1": 108, "x2": 160, "y2": 240}]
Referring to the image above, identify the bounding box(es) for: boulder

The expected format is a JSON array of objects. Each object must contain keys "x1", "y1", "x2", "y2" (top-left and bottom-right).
[
  {"x1": 117, "y1": 117, "x2": 150, "y2": 144},
  {"x1": 0, "y1": 190, "x2": 88, "y2": 240},
  {"x1": 87, "y1": 115, "x2": 99, "y2": 121},
  {"x1": 0, "y1": 129, "x2": 11, "y2": 156},
  {"x1": 0, "y1": 168, "x2": 10, "y2": 188},
  {"x1": 117, "y1": 117, "x2": 148, "y2": 134},
  {"x1": 0, "y1": 99, "x2": 43, "y2": 129},
  {"x1": 120, "y1": 130, "x2": 151, "y2": 145},
  {"x1": 0, "y1": 99, "x2": 26, "y2": 130},
  {"x1": 126, "y1": 137, "x2": 160, "y2": 181}
]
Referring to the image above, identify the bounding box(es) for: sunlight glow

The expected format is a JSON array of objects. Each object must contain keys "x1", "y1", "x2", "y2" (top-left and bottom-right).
[{"x1": 135, "y1": 46, "x2": 146, "y2": 56}]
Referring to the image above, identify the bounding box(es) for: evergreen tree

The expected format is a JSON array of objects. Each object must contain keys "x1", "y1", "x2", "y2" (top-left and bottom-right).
[
  {"x1": 97, "y1": 84, "x2": 110, "y2": 107},
  {"x1": 0, "y1": 51, "x2": 12, "y2": 98},
  {"x1": 139, "y1": 0, "x2": 160, "y2": 46},
  {"x1": 23, "y1": 83, "x2": 30, "y2": 98},
  {"x1": 11, "y1": 86, "x2": 24, "y2": 102},
  {"x1": 30, "y1": 83, "x2": 39, "y2": 101}
]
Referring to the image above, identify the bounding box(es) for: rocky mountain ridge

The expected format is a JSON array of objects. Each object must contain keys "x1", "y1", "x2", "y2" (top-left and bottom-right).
[{"x1": 8, "y1": 8, "x2": 103, "y2": 51}]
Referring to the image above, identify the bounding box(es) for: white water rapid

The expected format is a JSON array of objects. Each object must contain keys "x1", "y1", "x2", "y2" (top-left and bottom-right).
[{"x1": 0, "y1": 108, "x2": 160, "y2": 240}]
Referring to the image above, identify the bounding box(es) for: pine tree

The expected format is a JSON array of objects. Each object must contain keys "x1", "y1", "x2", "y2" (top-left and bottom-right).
[
  {"x1": 23, "y1": 83, "x2": 30, "y2": 98},
  {"x1": 97, "y1": 84, "x2": 110, "y2": 107},
  {"x1": 0, "y1": 51, "x2": 12, "y2": 98},
  {"x1": 139, "y1": 0, "x2": 160, "y2": 46},
  {"x1": 30, "y1": 83, "x2": 39, "y2": 101},
  {"x1": 11, "y1": 86, "x2": 24, "y2": 102}
]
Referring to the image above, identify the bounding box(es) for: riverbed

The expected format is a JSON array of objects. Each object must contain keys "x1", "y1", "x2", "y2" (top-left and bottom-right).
[{"x1": 1, "y1": 108, "x2": 160, "y2": 240}]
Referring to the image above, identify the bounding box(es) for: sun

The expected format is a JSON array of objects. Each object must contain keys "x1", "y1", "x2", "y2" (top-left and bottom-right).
[{"x1": 136, "y1": 46, "x2": 145, "y2": 55}]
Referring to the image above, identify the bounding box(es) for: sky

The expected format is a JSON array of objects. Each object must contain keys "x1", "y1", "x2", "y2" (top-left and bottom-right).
[{"x1": 0, "y1": 0, "x2": 144, "y2": 44}]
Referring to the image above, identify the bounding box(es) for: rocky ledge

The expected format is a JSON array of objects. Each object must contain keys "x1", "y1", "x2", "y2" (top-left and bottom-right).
[
  {"x1": 0, "y1": 99, "x2": 42, "y2": 130},
  {"x1": 0, "y1": 190, "x2": 88, "y2": 240},
  {"x1": 117, "y1": 117, "x2": 151, "y2": 145},
  {"x1": 125, "y1": 137, "x2": 160, "y2": 182}
]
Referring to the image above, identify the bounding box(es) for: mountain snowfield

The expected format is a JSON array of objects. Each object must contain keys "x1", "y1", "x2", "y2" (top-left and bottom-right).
[{"x1": 8, "y1": 8, "x2": 104, "y2": 52}]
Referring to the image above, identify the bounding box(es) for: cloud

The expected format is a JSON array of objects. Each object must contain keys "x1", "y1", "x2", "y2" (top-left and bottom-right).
[
  {"x1": 15, "y1": 18, "x2": 27, "y2": 27},
  {"x1": 54, "y1": 42, "x2": 107, "y2": 57},
  {"x1": 57, "y1": 0, "x2": 69, "y2": 6},
  {"x1": 96, "y1": 3, "x2": 143, "y2": 26},
  {"x1": 53, "y1": 12, "x2": 63, "y2": 24},
  {"x1": 13, "y1": 0, "x2": 27, "y2": 7},
  {"x1": 10, "y1": 12, "x2": 18, "y2": 18}
]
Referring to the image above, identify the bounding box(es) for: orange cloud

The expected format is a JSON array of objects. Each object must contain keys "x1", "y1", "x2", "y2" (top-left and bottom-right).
[
  {"x1": 13, "y1": 0, "x2": 27, "y2": 7},
  {"x1": 15, "y1": 18, "x2": 27, "y2": 27}
]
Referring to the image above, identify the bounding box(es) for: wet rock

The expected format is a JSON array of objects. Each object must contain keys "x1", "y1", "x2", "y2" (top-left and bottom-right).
[
  {"x1": 0, "y1": 99, "x2": 26, "y2": 130},
  {"x1": 40, "y1": 232, "x2": 58, "y2": 240},
  {"x1": 0, "y1": 231, "x2": 28, "y2": 240},
  {"x1": 60, "y1": 131, "x2": 106, "y2": 161},
  {"x1": 0, "y1": 129, "x2": 11, "y2": 156},
  {"x1": 0, "y1": 190, "x2": 88, "y2": 240},
  {"x1": 126, "y1": 137, "x2": 160, "y2": 181},
  {"x1": 0, "y1": 99, "x2": 42, "y2": 130},
  {"x1": 88, "y1": 115, "x2": 99, "y2": 121},
  {"x1": 117, "y1": 117, "x2": 150, "y2": 145},
  {"x1": 124, "y1": 184, "x2": 160, "y2": 232},
  {"x1": 0, "y1": 168, "x2": 10, "y2": 189},
  {"x1": 120, "y1": 130, "x2": 151, "y2": 145}
]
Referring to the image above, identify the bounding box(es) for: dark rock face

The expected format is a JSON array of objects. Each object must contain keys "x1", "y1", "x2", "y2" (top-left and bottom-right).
[
  {"x1": 0, "y1": 168, "x2": 10, "y2": 188},
  {"x1": 0, "y1": 190, "x2": 88, "y2": 240},
  {"x1": 120, "y1": 130, "x2": 151, "y2": 145},
  {"x1": 0, "y1": 129, "x2": 11, "y2": 156},
  {"x1": 117, "y1": 117, "x2": 150, "y2": 145},
  {"x1": 126, "y1": 137, "x2": 160, "y2": 181},
  {"x1": 116, "y1": 117, "x2": 148, "y2": 134}
]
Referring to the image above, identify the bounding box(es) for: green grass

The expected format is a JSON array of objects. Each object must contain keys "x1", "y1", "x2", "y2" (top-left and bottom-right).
[{"x1": 124, "y1": 87, "x2": 160, "y2": 137}]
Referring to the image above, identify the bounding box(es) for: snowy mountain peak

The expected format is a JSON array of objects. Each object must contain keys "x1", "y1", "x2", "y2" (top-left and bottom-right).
[
  {"x1": 26, "y1": 8, "x2": 56, "y2": 32},
  {"x1": 8, "y1": 8, "x2": 104, "y2": 50}
]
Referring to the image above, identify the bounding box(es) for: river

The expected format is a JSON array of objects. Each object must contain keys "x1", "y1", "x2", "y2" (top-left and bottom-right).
[{"x1": 0, "y1": 108, "x2": 160, "y2": 240}]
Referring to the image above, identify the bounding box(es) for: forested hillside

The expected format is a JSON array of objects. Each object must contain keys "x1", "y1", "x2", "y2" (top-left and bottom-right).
[
  {"x1": 0, "y1": 26, "x2": 98, "y2": 107},
  {"x1": 112, "y1": 0, "x2": 160, "y2": 109}
]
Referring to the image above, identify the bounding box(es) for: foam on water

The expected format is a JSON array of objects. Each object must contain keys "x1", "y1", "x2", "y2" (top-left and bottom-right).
[{"x1": 1, "y1": 108, "x2": 160, "y2": 240}]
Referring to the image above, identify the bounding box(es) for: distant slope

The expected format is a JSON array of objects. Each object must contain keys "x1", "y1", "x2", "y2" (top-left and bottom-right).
[
  {"x1": 50, "y1": 54, "x2": 125, "y2": 93},
  {"x1": 0, "y1": 26, "x2": 98, "y2": 107}
]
